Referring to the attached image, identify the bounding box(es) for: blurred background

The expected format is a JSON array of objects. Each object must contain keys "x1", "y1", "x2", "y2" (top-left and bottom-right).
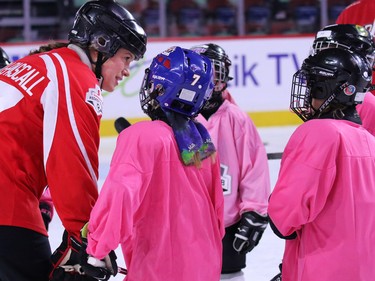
[
  {"x1": 0, "y1": 0, "x2": 355, "y2": 42},
  {"x1": 1, "y1": 0, "x2": 356, "y2": 133}
]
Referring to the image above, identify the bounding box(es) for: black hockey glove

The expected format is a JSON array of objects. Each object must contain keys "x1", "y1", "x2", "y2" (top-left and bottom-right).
[
  {"x1": 79, "y1": 223, "x2": 118, "y2": 281},
  {"x1": 50, "y1": 230, "x2": 95, "y2": 281},
  {"x1": 233, "y1": 211, "x2": 268, "y2": 254},
  {"x1": 39, "y1": 201, "x2": 53, "y2": 231},
  {"x1": 270, "y1": 263, "x2": 282, "y2": 281}
]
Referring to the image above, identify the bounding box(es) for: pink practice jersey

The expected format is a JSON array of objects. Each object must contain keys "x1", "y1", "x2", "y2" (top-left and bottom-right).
[
  {"x1": 357, "y1": 92, "x2": 375, "y2": 136},
  {"x1": 0, "y1": 46, "x2": 101, "y2": 238},
  {"x1": 268, "y1": 119, "x2": 375, "y2": 281},
  {"x1": 197, "y1": 92, "x2": 270, "y2": 227},
  {"x1": 87, "y1": 120, "x2": 224, "y2": 281}
]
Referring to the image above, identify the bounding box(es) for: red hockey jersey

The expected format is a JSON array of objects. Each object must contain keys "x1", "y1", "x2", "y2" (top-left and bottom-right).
[{"x1": 0, "y1": 46, "x2": 101, "y2": 238}]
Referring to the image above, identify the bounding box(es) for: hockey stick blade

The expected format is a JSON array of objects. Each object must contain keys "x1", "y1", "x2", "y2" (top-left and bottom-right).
[
  {"x1": 114, "y1": 117, "x2": 131, "y2": 134},
  {"x1": 267, "y1": 152, "x2": 283, "y2": 160}
]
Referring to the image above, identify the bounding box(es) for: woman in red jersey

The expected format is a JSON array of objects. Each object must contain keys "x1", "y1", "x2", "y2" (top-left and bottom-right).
[{"x1": 0, "y1": 1, "x2": 146, "y2": 281}]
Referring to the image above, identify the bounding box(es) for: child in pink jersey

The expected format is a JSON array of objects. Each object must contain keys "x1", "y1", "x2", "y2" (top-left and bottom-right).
[
  {"x1": 268, "y1": 48, "x2": 375, "y2": 281},
  {"x1": 84, "y1": 46, "x2": 224, "y2": 281},
  {"x1": 310, "y1": 24, "x2": 375, "y2": 136},
  {"x1": 191, "y1": 43, "x2": 270, "y2": 277}
]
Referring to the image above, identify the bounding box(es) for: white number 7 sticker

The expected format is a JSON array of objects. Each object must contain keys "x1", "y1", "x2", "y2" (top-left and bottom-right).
[{"x1": 191, "y1": 74, "x2": 200, "y2": 86}]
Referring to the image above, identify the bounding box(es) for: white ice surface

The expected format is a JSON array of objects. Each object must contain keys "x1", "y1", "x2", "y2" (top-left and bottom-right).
[{"x1": 48, "y1": 125, "x2": 298, "y2": 281}]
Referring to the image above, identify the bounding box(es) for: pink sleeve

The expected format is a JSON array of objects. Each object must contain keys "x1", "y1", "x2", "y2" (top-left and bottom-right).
[
  {"x1": 40, "y1": 187, "x2": 53, "y2": 205},
  {"x1": 87, "y1": 162, "x2": 147, "y2": 259},
  {"x1": 222, "y1": 90, "x2": 237, "y2": 105},
  {"x1": 87, "y1": 125, "x2": 153, "y2": 259},
  {"x1": 268, "y1": 121, "x2": 338, "y2": 236},
  {"x1": 357, "y1": 93, "x2": 375, "y2": 136},
  {"x1": 39, "y1": 187, "x2": 54, "y2": 220},
  {"x1": 236, "y1": 116, "x2": 270, "y2": 215}
]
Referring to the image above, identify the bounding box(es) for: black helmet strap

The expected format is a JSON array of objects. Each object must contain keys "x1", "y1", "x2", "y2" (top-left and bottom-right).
[
  {"x1": 86, "y1": 49, "x2": 108, "y2": 87},
  {"x1": 95, "y1": 52, "x2": 104, "y2": 80}
]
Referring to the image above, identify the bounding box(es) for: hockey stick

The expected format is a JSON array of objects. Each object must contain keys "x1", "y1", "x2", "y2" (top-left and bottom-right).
[
  {"x1": 88, "y1": 256, "x2": 128, "y2": 275},
  {"x1": 114, "y1": 117, "x2": 284, "y2": 159},
  {"x1": 267, "y1": 152, "x2": 283, "y2": 160},
  {"x1": 270, "y1": 273, "x2": 281, "y2": 281},
  {"x1": 118, "y1": 267, "x2": 128, "y2": 275},
  {"x1": 114, "y1": 117, "x2": 131, "y2": 134}
]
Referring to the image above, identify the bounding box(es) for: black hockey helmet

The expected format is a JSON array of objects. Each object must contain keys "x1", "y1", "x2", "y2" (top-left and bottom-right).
[
  {"x1": 311, "y1": 24, "x2": 375, "y2": 68},
  {"x1": 0, "y1": 47, "x2": 10, "y2": 69},
  {"x1": 69, "y1": 0, "x2": 147, "y2": 61},
  {"x1": 291, "y1": 48, "x2": 371, "y2": 121},
  {"x1": 190, "y1": 43, "x2": 232, "y2": 85}
]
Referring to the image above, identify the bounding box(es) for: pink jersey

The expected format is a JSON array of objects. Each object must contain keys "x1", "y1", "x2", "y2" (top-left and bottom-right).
[
  {"x1": 268, "y1": 119, "x2": 375, "y2": 281},
  {"x1": 40, "y1": 187, "x2": 53, "y2": 206},
  {"x1": 0, "y1": 46, "x2": 101, "y2": 238},
  {"x1": 87, "y1": 120, "x2": 224, "y2": 281},
  {"x1": 357, "y1": 92, "x2": 375, "y2": 136},
  {"x1": 40, "y1": 187, "x2": 54, "y2": 219},
  {"x1": 197, "y1": 94, "x2": 270, "y2": 227}
]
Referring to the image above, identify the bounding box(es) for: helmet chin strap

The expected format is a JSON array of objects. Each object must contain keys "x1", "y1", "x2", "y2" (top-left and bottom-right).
[
  {"x1": 94, "y1": 52, "x2": 104, "y2": 88},
  {"x1": 86, "y1": 49, "x2": 107, "y2": 89}
]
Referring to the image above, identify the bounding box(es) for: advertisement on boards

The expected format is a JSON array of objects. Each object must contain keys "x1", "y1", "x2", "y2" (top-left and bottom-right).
[{"x1": 1, "y1": 36, "x2": 314, "y2": 134}]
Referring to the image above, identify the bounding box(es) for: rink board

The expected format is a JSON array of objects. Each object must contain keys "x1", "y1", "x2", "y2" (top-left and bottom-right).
[{"x1": 1, "y1": 35, "x2": 311, "y2": 136}]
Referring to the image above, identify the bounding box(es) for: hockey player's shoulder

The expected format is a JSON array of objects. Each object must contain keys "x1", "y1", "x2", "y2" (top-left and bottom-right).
[
  {"x1": 294, "y1": 119, "x2": 344, "y2": 144},
  {"x1": 121, "y1": 120, "x2": 172, "y2": 143}
]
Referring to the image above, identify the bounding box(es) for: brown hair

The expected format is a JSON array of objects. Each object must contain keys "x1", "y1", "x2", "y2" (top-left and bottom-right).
[{"x1": 28, "y1": 41, "x2": 69, "y2": 55}]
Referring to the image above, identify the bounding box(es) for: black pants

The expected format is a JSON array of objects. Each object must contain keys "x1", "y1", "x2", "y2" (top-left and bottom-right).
[
  {"x1": 221, "y1": 221, "x2": 246, "y2": 273},
  {"x1": 0, "y1": 226, "x2": 52, "y2": 281}
]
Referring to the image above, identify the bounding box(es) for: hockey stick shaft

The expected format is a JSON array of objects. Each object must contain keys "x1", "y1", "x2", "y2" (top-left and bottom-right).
[
  {"x1": 114, "y1": 117, "x2": 131, "y2": 134},
  {"x1": 114, "y1": 117, "x2": 283, "y2": 160},
  {"x1": 267, "y1": 152, "x2": 283, "y2": 160},
  {"x1": 88, "y1": 257, "x2": 128, "y2": 275}
]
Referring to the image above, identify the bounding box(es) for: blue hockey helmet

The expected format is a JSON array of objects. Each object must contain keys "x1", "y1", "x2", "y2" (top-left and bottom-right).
[{"x1": 140, "y1": 46, "x2": 214, "y2": 119}]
